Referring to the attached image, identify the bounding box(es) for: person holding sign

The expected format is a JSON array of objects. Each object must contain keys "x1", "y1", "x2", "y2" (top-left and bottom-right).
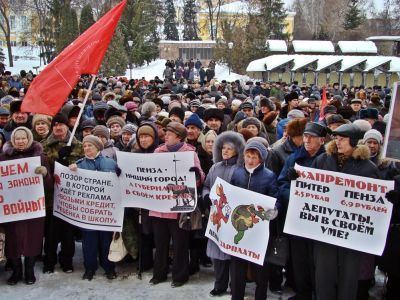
[
  {"x1": 311, "y1": 123, "x2": 380, "y2": 300},
  {"x1": 278, "y1": 122, "x2": 327, "y2": 300},
  {"x1": 69, "y1": 135, "x2": 119, "y2": 281},
  {"x1": 202, "y1": 131, "x2": 245, "y2": 296},
  {"x1": 149, "y1": 122, "x2": 205, "y2": 288},
  {"x1": 0, "y1": 127, "x2": 51, "y2": 285},
  {"x1": 229, "y1": 141, "x2": 279, "y2": 300}
]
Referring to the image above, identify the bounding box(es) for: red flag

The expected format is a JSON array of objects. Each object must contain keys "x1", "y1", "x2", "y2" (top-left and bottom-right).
[
  {"x1": 21, "y1": 0, "x2": 127, "y2": 115},
  {"x1": 319, "y1": 86, "x2": 328, "y2": 121}
]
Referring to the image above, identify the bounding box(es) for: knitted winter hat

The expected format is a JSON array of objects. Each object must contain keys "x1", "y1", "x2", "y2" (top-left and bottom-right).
[
  {"x1": 92, "y1": 125, "x2": 110, "y2": 140},
  {"x1": 137, "y1": 124, "x2": 155, "y2": 139},
  {"x1": 106, "y1": 115, "x2": 126, "y2": 128},
  {"x1": 184, "y1": 113, "x2": 203, "y2": 129},
  {"x1": 242, "y1": 117, "x2": 261, "y2": 131},
  {"x1": 83, "y1": 135, "x2": 104, "y2": 151},
  {"x1": 363, "y1": 129, "x2": 383, "y2": 145},
  {"x1": 11, "y1": 126, "x2": 33, "y2": 150},
  {"x1": 51, "y1": 113, "x2": 69, "y2": 128},
  {"x1": 32, "y1": 114, "x2": 52, "y2": 128},
  {"x1": 121, "y1": 124, "x2": 137, "y2": 135}
]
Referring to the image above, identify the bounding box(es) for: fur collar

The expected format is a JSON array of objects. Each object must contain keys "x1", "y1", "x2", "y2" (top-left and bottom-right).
[
  {"x1": 325, "y1": 140, "x2": 370, "y2": 160},
  {"x1": 3, "y1": 140, "x2": 43, "y2": 157}
]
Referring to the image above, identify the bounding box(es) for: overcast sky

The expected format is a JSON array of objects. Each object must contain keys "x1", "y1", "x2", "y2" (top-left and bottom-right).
[{"x1": 284, "y1": 0, "x2": 384, "y2": 10}]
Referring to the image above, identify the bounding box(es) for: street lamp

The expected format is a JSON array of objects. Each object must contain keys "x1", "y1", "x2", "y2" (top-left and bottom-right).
[
  {"x1": 128, "y1": 40, "x2": 133, "y2": 80},
  {"x1": 228, "y1": 42, "x2": 233, "y2": 75}
]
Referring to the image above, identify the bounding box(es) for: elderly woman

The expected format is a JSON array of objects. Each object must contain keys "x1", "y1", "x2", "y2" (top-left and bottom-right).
[
  {"x1": 202, "y1": 131, "x2": 246, "y2": 296},
  {"x1": 198, "y1": 130, "x2": 217, "y2": 175},
  {"x1": 0, "y1": 127, "x2": 51, "y2": 285},
  {"x1": 69, "y1": 135, "x2": 118, "y2": 281},
  {"x1": 31, "y1": 114, "x2": 52, "y2": 142}
]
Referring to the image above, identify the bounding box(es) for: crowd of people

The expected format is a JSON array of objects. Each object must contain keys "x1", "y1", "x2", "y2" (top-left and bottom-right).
[
  {"x1": 0, "y1": 68, "x2": 399, "y2": 300},
  {"x1": 163, "y1": 58, "x2": 216, "y2": 84}
]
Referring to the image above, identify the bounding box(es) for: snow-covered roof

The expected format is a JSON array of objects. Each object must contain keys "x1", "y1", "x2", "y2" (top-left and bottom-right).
[
  {"x1": 159, "y1": 40, "x2": 216, "y2": 44},
  {"x1": 247, "y1": 55, "x2": 400, "y2": 73},
  {"x1": 291, "y1": 55, "x2": 318, "y2": 71},
  {"x1": 292, "y1": 40, "x2": 335, "y2": 53},
  {"x1": 200, "y1": 1, "x2": 252, "y2": 14},
  {"x1": 266, "y1": 40, "x2": 287, "y2": 52},
  {"x1": 246, "y1": 55, "x2": 294, "y2": 72},
  {"x1": 366, "y1": 36, "x2": 400, "y2": 42},
  {"x1": 337, "y1": 41, "x2": 377, "y2": 54},
  {"x1": 363, "y1": 56, "x2": 392, "y2": 72}
]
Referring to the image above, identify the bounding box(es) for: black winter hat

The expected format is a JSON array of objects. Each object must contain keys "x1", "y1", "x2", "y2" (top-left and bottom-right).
[
  {"x1": 284, "y1": 91, "x2": 298, "y2": 103},
  {"x1": 203, "y1": 108, "x2": 224, "y2": 122},
  {"x1": 332, "y1": 124, "x2": 363, "y2": 147},
  {"x1": 51, "y1": 113, "x2": 69, "y2": 128},
  {"x1": 9, "y1": 100, "x2": 23, "y2": 115},
  {"x1": 169, "y1": 106, "x2": 185, "y2": 122},
  {"x1": 304, "y1": 122, "x2": 327, "y2": 137},
  {"x1": 360, "y1": 108, "x2": 379, "y2": 120}
]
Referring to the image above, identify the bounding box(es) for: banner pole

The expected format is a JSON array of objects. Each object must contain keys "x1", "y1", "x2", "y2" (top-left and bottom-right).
[{"x1": 67, "y1": 75, "x2": 97, "y2": 146}]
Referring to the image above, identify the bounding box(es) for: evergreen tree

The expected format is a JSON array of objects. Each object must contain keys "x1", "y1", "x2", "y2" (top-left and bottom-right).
[
  {"x1": 183, "y1": 0, "x2": 199, "y2": 40},
  {"x1": 55, "y1": 5, "x2": 79, "y2": 54},
  {"x1": 256, "y1": 0, "x2": 288, "y2": 40},
  {"x1": 343, "y1": 0, "x2": 364, "y2": 30},
  {"x1": 120, "y1": 0, "x2": 161, "y2": 67},
  {"x1": 80, "y1": 4, "x2": 95, "y2": 34},
  {"x1": 163, "y1": 0, "x2": 179, "y2": 40},
  {"x1": 100, "y1": 26, "x2": 129, "y2": 76}
]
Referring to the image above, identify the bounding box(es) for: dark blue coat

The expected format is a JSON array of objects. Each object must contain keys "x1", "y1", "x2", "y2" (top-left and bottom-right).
[{"x1": 76, "y1": 154, "x2": 116, "y2": 173}]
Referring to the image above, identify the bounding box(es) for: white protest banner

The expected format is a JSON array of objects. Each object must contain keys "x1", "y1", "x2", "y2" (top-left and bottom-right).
[
  {"x1": 205, "y1": 177, "x2": 276, "y2": 265},
  {"x1": 284, "y1": 164, "x2": 394, "y2": 255},
  {"x1": 0, "y1": 157, "x2": 45, "y2": 223},
  {"x1": 53, "y1": 162, "x2": 123, "y2": 231},
  {"x1": 383, "y1": 82, "x2": 400, "y2": 161},
  {"x1": 117, "y1": 151, "x2": 197, "y2": 212}
]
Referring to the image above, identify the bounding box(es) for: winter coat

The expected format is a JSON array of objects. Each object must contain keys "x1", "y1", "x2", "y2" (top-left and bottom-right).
[
  {"x1": 278, "y1": 145, "x2": 325, "y2": 210},
  {"x1": 149, "y1": 142, "x2": 205, "y2": 220},
  {"x1": 267, "y1": 138, "x2": 299, "y2": 176},
  {"x1": 101, "y1": 140, "x2": 119, "y2": 161},
  {"x1": 3, "y1": 117, "x2": 33, "y2": 141},
  {"x1": 202, "y1": 132, "x2": 245, "y2": 260},
  {"x1": 41, "y1": 132, "x2": 83, "y2": 209},
  {"x1": 197, "y1": 146, "x2": 213, "y2": 176},
  {"x1": 0, "y1": 141, "x2": 52, "y2": 258}
]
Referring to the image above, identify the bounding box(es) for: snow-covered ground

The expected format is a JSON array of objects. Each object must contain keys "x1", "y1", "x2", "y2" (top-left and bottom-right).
[
  {"x1": 0, "y1": 242, "x2": 297, "y2": 300},
  {"x1": 3, "y1": 46, "x2": 251, "y2": 83}
]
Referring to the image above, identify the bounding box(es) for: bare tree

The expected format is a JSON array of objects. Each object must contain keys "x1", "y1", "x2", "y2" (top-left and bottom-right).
[
  {"x1": 203, "y1": 0, "x2": 224, "y2": 40},
  {"x1": 0, "y1": 0, "x2": 28, "y2": 67}
]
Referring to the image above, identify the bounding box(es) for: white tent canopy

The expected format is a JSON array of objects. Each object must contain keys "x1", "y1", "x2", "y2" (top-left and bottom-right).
[
  {"x1": 246, "y1": 55, "x2": 294, "y2": 72},
  {"x1": 266, "y1": 40, "x2": 287, "y2": 52},
  {"x1": 292, "y1": 40, "x2": 335, "y2": 53}
]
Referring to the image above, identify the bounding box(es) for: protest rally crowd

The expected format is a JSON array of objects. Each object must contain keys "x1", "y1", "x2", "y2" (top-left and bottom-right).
[{"x1": 0, "y1": 67, "x2": 399, "y2": 300}]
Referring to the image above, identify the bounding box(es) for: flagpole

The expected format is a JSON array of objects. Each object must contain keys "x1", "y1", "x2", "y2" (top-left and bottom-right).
[{"x1": 67, "y1": 75, "x2": 97, "y2": 146}]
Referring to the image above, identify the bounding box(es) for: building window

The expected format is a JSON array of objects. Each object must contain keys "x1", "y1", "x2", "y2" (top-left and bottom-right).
[
  {"x1": 10, "y1": 15, "x2": 16, "y2": 30},
  {"x1": 10, "y1": 41, "x2": 16, "y2": 46},
  {"x1": 20, "y1": 16, "x2": 28, "y2": 31},
  {"x1": 21, "y1": 41, "x2": 28, "y2": 46},
  {"x1": 179, "y1": 47, "x2": 213, "y2": 61}
]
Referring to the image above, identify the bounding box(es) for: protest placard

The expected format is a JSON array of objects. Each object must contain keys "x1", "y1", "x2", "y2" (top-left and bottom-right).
[
  {"x1": 0, "y1": 157, "x2": 45, "y2": 223},
  {"x1": 205, "y1": 177, "x2": 276, "y2": 265},
  {"x1": 117, "y1": 151, "x2": 197, "y2": 212},
  {"x1": 383, "y1": 82, "x2": 400, "y2": 161},
  {"x1": 284, "y1": 164, "x2": 394, "y2": 255},
  {"x1": 53, "y1": 162, "x2": 123, "y2": 231}
]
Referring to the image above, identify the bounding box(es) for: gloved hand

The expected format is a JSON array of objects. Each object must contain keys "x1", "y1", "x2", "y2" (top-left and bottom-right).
[
  {"x1": 265, "y1": 207, "x2": 278, "y2": 220},
  {"x1": 69, "y1": 163, "x2": 78, "y2": 171},
  {"x1": 387, "y1": 168, "x2": 400, "y2": 179},
  {"x1": 189, "y1": 166, "x2": 201, "y2": 181},
  {"x1": 35, "y1": 166, "x2": 47, "y2": 176},
  {"x1": 386, "y1": 190, "x2": 400, "y2": 205},
  {"x1": 115, "y1": 166, "x2": 122, "y2": 177},
  {"x1": 287, "y1": 167, "x2": 299, "y2": 181},
  {"x1": 58, "y1": 146, "x2": 73, "y2": 166}
]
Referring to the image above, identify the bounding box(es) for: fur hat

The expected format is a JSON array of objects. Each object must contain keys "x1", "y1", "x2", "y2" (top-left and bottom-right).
[
  {"x1": 83, "y1": 135, "x2": 104, "y2": 151},
  {"x1": 92, "y1": 125, "x2": 110, "y2": 139},
  {"x1": 106, "y1": 115, "x2": 126, "y2": 128},
  {"x1": 360, "y1": 108, "x2": 379, "y2": 120},
  {"x1": 287, "y1": 109, "x2": 305, "y2": 119},
  {"x1": 9, "y1": 100, "x2": 23, "y2": 115},
  {"x1": 11, "y1": 126, "x2": 33, "y2": 150},
  {"x1": 363, "y1": 129, "x2": 383, "y2": 144},
  {"x1": 239, "y1": 128, "x2": 256, "y2": 141},
  {"x1": 263, "y1": 111, "x2": 278, "y2": 126},
  {"x1": 137, "y1": 124, "x2": 155, "y2": 139},
  {"x1": 284, "y1": 91, "x2": 298, "y2": 103},
  {"x1": 155, "y1": 115, "x2": 171, "y2": 128},
  {"x1": 203, "y1": 108, "x2": 224, "y2": 122},
  {"x1": 169, "y1": 106, "x2": 185, "y2": 122},
  {"x1": 212, "y1": 131, "x2": 245, "y2": 164},
  {"x1": 242, "y1": 117, "x2": 261, "y2": 131},
  {"x1": 286, "y1": 118, "x2": 307, "y2": 137},
  {"x1": 32, "y1": 114, "x2": 52, "y2": 128},
  {"x1": 259, "y1": 98, "x2": 275, "y2": 111},
  {"x1": 166, "y1": 121, "x2": 187, "y2": 140},
  {"x1": 353, "y1": 119, "x2": 372, "y2": 134},
  {"x1": 184, "y1": 113, "x2": 203, "y2": 129},
  {"x1": 51, "y1": 113, "x2": 69, "y2": 128},
  {"x1": 244, "y1": 141, "x2": 268, "y2": 161}
]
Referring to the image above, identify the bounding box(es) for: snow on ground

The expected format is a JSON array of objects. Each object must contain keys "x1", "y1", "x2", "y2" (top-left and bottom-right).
[
  {"x1": 0, "y1": 242, "x2": 296, "y2": 300},
  {"x1": 2, "y1": 47, "x2": 251, "y2": 82}
]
